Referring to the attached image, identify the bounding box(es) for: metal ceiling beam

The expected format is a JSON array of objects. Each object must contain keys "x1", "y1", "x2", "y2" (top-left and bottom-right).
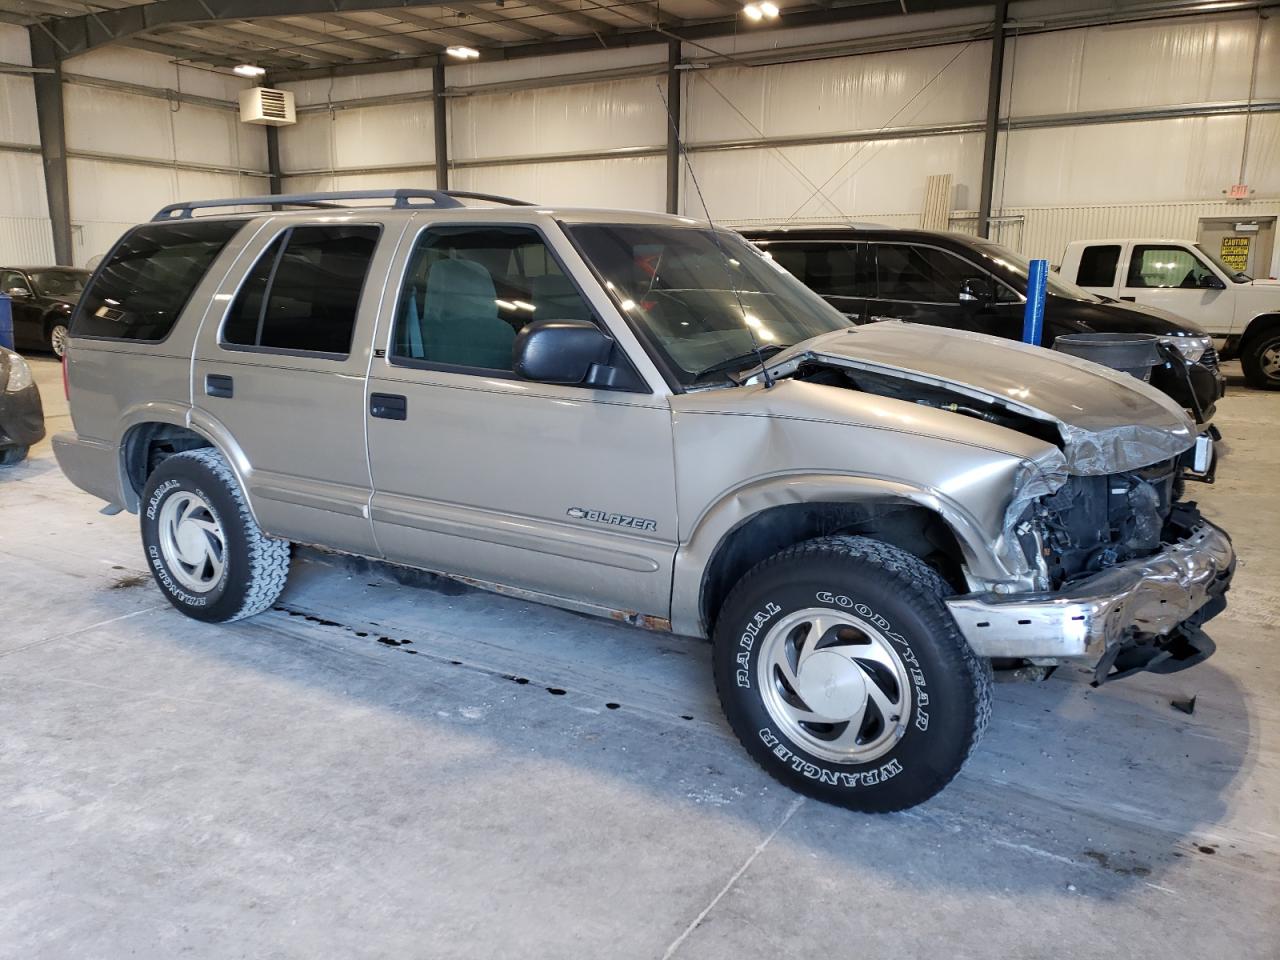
[
  {"x1": 384, "y1": 9, "x2": 493, "y2": 47},
  {"x1": 146, "y1": 27, "x2": 319, "y2": 67},
  {"x1": 516, "y1": 0, "x2": 618, "y2": 33},
  {"x1": 190, "y1": 21, "x2": 355, "y2": 64},
  {"x1": 270, "y1": 17, "x2": 414, "y2": 59},
  {"x1": 309, "y1": 12, "x2": 445, "y2": 53},
  {"x1": 444, "y1": 1, "x2": 557, "y2": 40},
  {"x1": 121, "y1": 36, "x2": 250, "y2": 68}
]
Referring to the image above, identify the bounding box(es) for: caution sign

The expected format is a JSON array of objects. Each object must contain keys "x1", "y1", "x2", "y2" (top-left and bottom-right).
[{"x1": 1220, "y1": 236, "x2": 1250, "y2": 272}]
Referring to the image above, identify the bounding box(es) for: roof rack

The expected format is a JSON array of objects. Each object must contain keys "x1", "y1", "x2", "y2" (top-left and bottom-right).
[{"x1": 151, "y1": 189, "x2": 534, "y2": 222}]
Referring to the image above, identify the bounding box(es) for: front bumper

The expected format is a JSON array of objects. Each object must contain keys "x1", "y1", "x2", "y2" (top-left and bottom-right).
[
  {"x1": 0, "y1": 383, "x2": 45, "y2": 448},
  {"x1": 946, "y1": 518, "x2": 1234, "y2": 665}
]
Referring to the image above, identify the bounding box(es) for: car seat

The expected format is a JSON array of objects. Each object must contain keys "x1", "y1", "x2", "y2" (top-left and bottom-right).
[
  {"x1": 531, "y1": 274, "x2": 592, "y2": 322},
  {"x1": 416, "y1": 259, "x2": 515, "y2": 369}
]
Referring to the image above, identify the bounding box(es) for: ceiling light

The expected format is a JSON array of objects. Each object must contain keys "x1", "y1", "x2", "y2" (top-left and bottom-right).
[
  {"x1": 446, "y1": 46, "x2": 480, "y2": 59},
  {"x1": 760, "y1": 2, "x2": 779, "y2": 16},
  {"x1": 233, "y1": 64, "x2": 266, "y2": 77},
  {"x1": 743, "y1": 3, "x2": 763, "y2": 19},
  {"x1": 743, "y1": 2, "x2": 779, "y2": 19}
]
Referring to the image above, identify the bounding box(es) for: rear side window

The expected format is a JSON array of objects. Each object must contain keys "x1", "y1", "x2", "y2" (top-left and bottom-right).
[
  {"x1": 223, "y1": 224, "x2": 380, "y2": 356},
  {"x1": 73, "y1": 220, "x2": 243, "y2": 341},
  {"x1": 766, "y1": 242, "x2": 872, "y2": 298},
  {"x1": 1076, "y1": 245, "x2": 1121, "y2": 286}
]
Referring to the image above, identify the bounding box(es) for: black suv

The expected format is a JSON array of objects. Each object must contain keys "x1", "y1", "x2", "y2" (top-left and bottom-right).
[{"x1": 741, "y1": 226, "x2": 1224, "y2": 421}]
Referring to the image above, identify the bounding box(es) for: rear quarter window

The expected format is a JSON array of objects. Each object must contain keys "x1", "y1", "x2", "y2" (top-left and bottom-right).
[
  {"x1": 73, "y1": 220, "x2": 244, "y2": 342},
  {"x1": 1075, "y1": 245, "x2": 1121, "y2": 287}
]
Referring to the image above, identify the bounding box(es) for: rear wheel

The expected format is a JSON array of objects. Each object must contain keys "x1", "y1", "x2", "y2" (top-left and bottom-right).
[
  {"x1": 48, "y1": 321, "x2": 69, "y2": 358},
  {"x1": 712, "y1": 535, "x2": 991, "y2": 812},
  {"x1": 140, "y1": 448, "x2": 290, "y2": 622},
  {"x1": 1241, "y1": 329, "x2": 1280, "y2": 390}
]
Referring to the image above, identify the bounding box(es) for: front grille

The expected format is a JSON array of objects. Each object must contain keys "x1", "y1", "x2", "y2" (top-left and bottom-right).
[{"x1": 1199, "y1": 346, "x2": 1219, "y2": 373}]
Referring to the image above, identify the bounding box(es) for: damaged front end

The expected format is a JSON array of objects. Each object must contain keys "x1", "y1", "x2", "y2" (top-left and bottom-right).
[{"x1": 751, "y1": 325, "x2": 1235, "y2": 683}]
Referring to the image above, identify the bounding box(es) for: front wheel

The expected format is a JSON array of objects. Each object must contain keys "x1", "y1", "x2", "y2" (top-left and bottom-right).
[
  {"x1": 140, "y1": 448, "x2": 290, "y2": 622},
  {"x1": 712, "y1": 535, "x2": 991, "y2": 812},
  {"x1": 1241, "y1": 330, "x2": 1280, "y2": 390}
]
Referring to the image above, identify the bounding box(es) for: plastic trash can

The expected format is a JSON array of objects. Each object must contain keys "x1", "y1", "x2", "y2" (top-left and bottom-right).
[{"x1": 1053, "y1": 332, "x2": 1163, "y2": 381}]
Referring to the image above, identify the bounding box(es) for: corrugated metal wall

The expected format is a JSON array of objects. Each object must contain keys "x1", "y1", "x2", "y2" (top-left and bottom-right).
[{"x1": 0, "y1": 24, "x2": 54, "y2": 264}]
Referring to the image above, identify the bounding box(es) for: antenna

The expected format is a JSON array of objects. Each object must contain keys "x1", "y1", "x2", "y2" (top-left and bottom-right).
[{"x1": 655, "y1": 78, "x2": 775, "y2": 388}]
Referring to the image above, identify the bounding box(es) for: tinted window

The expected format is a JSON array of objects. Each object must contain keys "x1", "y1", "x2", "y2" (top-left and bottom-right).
[
  {"x1": 569, "y1": 224, "x2": 851, "y2": 385},
  {"x1": 223, "y1": 225, "x2": 380, "y2": 355},
  {"x1": 1, "y1": 270, "x2": 26, "y2": 294},
  {"x1": 73, "y1": 220, "x2": 242, "y2": 341},
  {"x1": 875, "y1": 244, "x2": 977, "y2": 302},
  {"x1": 392, "y1": 226, "x2": 593, "y2": 371},
  {"x1": 766, "y1": 242, "x2": 872, "y2": 298},
  {"x1": 1125, "y1": 245, "x2": 1216, "y2": 289},
  {"x1": 1075, "y1": 245, "x2": 1120, "y2": 287},
  {"x1": 29, "y1": 270, "x2": 88, "y2": 298}
]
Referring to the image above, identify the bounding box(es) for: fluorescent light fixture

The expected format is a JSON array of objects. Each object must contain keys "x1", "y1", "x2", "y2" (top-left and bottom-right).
[
  {"x1": 512, "y1": 300, "x2": 535, "y2": 311},
  {"x1": 743, "y1": 2, "x2": 779, "y2": 18},
  {"x1": 446, "y1": 46, "x2": 480, "y2": 59},
  {"x1": 233, "y1": 63, "x2": 266, "y2": 77}
]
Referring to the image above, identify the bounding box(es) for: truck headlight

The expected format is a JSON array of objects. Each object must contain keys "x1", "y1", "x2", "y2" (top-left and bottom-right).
[
  {"x1": 1160, "y1": 335, "x2": 1211, "y2": 363},
  {"x1": 4, "y1": 352, "x2": 34, "y2": 393}
]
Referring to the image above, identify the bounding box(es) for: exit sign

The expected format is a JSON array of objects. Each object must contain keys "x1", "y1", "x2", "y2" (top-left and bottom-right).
[{"x1": 1228, "y1": 184, "x2": 1250, "y2": 199}]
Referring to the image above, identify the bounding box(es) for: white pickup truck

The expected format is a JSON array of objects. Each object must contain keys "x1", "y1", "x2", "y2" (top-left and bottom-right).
[{"x1": 1059, "y1": 239, "x2": 1280, "y2": 389}]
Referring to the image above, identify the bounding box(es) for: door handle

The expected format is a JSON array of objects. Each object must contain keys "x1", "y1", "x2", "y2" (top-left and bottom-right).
[
  {"x1": 1119, "y1": 296, "x2": 1136, "y2": 302},
  {"x1": 370, "y1": 392, "x2": 407, "y2": 421},
  {"x1": 205, "y1": 374, "x2": 233, "y2": 398}
]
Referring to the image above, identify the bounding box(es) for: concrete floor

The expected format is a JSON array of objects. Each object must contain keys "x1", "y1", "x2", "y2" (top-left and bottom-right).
[{"x1": 1, "y1": 356, "x2": 1277, "y2": 959}]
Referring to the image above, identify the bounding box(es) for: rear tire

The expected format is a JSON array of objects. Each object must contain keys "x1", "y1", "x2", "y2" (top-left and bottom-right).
[
  {"x1": 1241, "y1": 330, "x2": 1280, "y2": 390},
  {"x1": 140, "y1": 448, "x2": 290, "y2": 622},
  {"x1": 712, "y1": 535, "x2": 991, "y2": 812},
  {"x1": 48, "y1": 322, "x2": 69, "y2": 358}
]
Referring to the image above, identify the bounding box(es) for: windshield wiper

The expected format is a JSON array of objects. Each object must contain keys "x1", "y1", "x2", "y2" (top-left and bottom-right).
[{"x1": 692, "y1": 343, "x2": 788, "y2": 382}]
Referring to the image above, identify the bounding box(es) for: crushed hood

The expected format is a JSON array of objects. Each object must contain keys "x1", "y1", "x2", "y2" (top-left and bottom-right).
[{"x1": 747, "y1": 322, "x2": 1197, "y2": 475}]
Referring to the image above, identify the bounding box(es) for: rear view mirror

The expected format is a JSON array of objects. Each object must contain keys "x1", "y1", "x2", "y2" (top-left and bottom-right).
[
  {"x1": 1197, "y1": 273, "x2": 1225, "y2": 290},
  {"x1": 5, "y1": 286, "x2": 31, "y2": 298},
  {"x1": 513, "y1": 319, "x2": 612, "y2": 385}
]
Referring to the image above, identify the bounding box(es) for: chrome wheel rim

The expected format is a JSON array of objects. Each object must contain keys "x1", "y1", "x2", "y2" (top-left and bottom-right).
[
  {"x1": 157, "y1": 491, "x2": 225, "y2": 593},
  {"x1": 50, "y1": 324, "x2": 68, "y2": 357},
  {"x1": 756, "y1": 607, "x2": 912, "y2": 764},
  {"x1": 1261, "y1": 343, "x2": 1280, "y2": 380}
]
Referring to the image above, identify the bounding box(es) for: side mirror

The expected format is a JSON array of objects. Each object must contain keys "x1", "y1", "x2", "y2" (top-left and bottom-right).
[
  {"x1": 1197, "y1": 273, "x2": 1225, "y2": 290},
  {"x1": 5, "y1": 286, "x2": 31, "y2": 298},
  {"x1": 958, "y1": 278, "x2": 990, "y2": 305},
  {"x1": 514, "y1": 319, "x2": 613, "y2": 385}
]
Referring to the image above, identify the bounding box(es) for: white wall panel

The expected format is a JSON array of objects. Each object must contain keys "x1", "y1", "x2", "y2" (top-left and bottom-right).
[
  {"x1": 451, "y1": 79, "x2": 666, "y2": 162},
  {"x1": 1003, "y1": 13, "x2": 1275, "y2": 118},
  {"x1": 282, "y1": 169, "x2": 438, "y2": 194},
  {"x1": 683, "y1": 133, "x2": 983, "y2": 222},
  {"x1": 64, "y1": 85, "x2": 177, "y2": 161},
  {"x1": 452, "y1": 157, "x2": 664, "y2": 210},
  {"x1": 687, "y1": 41, "x2": 989, "y2": 144},
  {"x1": 280, "y1": 101, "x2": 435, "y2": 173},
  {"x1": 65, "y1": 46, "x2": 250, "y2": 102},
  {"x1": 283, "y1": 68, "x2": 434, "y2": 107},
  {"x1": 0, "y1": 73, "x2": 40, "y2": 146},
  {"x1": 993, "y1": 115, "x2": 1258, "y2": 208}
]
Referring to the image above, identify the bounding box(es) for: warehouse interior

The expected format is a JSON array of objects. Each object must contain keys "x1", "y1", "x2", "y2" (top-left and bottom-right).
[{"x1": 1, "y1": 1, "x2": 1278, "y2": 957}]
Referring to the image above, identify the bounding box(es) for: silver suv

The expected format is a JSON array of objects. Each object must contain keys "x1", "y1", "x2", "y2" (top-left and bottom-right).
[{"x1": 55, "y1": 190, "x2": 1235, "y2": 811}]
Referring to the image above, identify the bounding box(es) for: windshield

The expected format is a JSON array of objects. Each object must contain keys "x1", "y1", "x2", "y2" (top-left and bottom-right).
[
  {"x1": 1194, "y1": 243, "x2": 1252, "y2": 283},
  {"x1": 29, "y1": 269, "x2": 88, "y2": 299},
  {"x1": 971, "y1": 240, "x2": 1102, "y2": 302},
  {"x1": 566, "y1": 223, "x2": 853, "y2": 384}
]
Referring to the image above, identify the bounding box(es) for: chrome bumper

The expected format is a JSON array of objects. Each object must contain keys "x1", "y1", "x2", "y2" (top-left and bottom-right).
[{"x1": 946, "y1": 520, "x2": 1234, "y2": 661}]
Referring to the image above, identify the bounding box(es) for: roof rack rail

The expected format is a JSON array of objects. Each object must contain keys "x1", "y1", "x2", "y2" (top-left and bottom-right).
[{"x1": 151, "y1": 189, "x2": 534, "y2": 222}]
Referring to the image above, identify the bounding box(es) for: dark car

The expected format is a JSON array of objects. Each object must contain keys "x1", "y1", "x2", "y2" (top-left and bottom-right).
[
  {"x1": 1, "y1": 266, "x2": 90, "y2": 358},
  {"x1": 0, "y1": 346, "x2": 45, "y2": 466},
  {"x1": 741, "y1": 226, "x2": 1224, "y2": 423}
]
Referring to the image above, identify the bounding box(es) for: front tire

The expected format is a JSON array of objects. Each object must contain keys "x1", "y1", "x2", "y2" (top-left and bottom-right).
[
  {"x1": 713, "y1": 535, "x2": 991, "y2": 812},
  {"x1": 140, "y1": 448, "x2": 290, "y2": 622},
  {"x1": 1241, "y1": 330, "x2": 1280, "y2": 390}
]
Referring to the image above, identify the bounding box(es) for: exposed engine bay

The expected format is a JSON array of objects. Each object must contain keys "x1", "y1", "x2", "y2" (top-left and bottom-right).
[{"x1": 793, "y1": 361, "x2": 1199, "y2": 591}]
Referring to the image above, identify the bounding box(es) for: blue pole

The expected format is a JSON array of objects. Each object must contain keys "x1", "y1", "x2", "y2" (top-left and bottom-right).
[
  {"x1": 1022, "y1": 258, "x2": 1048, "y2": 346},
  {"x1": 0, "y1": 293, "x2": 13, "y2": 351}
]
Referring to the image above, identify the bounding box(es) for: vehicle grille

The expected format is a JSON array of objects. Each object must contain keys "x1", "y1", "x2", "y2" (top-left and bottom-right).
[{"x1": 1199, "y1": 346, "x2": 1219, "y2": 374}]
